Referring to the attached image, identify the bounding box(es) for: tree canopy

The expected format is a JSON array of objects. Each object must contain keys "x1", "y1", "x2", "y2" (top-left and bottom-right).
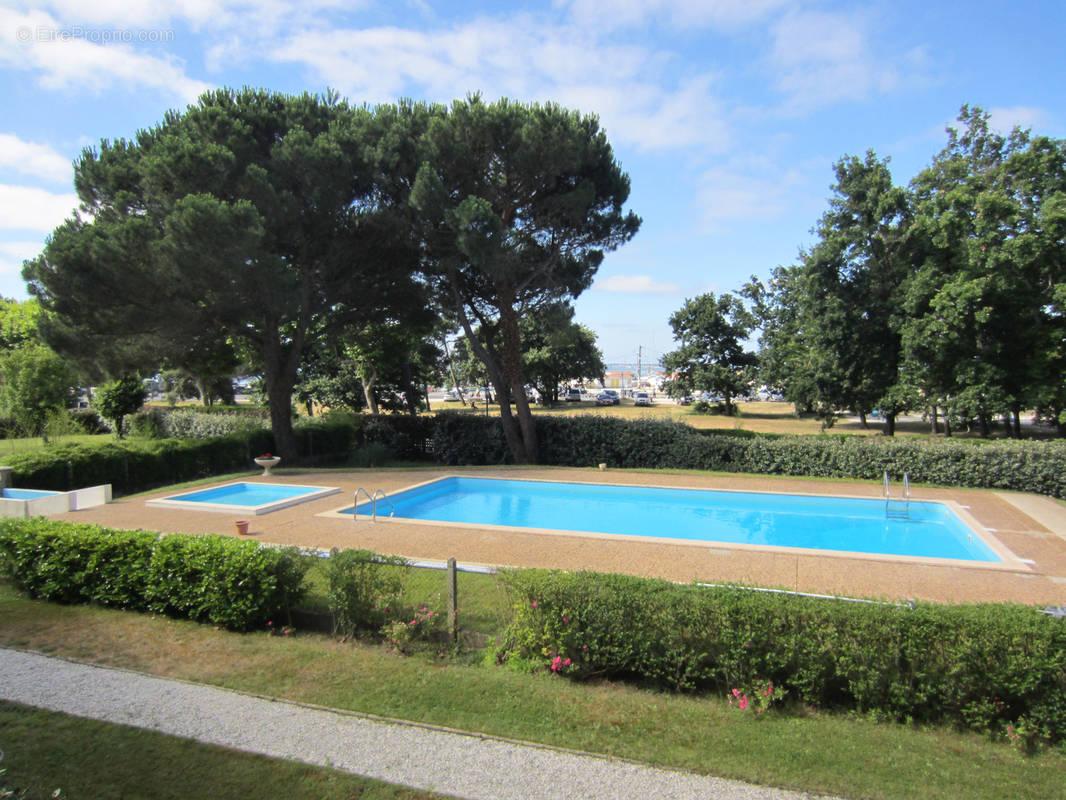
[
  {"x1": 661, "y1": 292, "x2": 757, "y2": 416},
  {"x1": 25, "y1": 88, "x2": 422, "y2": 457},
  {"x1": 411, "y1": 96, "x2": 640, "y2": 461},
  {"x1": 745, "y1": 105, "x2": 1066, "y2": 437}
]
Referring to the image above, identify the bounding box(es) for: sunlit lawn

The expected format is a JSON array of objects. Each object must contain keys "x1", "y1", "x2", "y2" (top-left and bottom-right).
[{"x1": 2, "y1": 581, "x2": 1064, "y2": 800}]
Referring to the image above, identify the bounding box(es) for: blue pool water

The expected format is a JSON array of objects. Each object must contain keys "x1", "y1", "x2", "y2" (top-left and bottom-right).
[
  {"x1": 1, "y1": 488, "x2": 59, "y2": 500},
  {"x1": 150, "y1": 482, "x2": 339, "y2": 514},
  {"x1": 345, "y1": 477, "x2": 1001, "y2": 562},
  {"x1": 170, "y1": 483, "x2": 322, "y2": 506}
]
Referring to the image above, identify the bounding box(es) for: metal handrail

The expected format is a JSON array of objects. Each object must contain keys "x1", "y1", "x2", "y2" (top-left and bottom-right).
[
  {"x1": 883, "y1": 472, "x2": 910, "y2": 519},
  {"x1": 354, "y1": 487, "x2": 374, "y2": 521},
  {"x1": 372, "y1": 489, "x2": 394, "y2": 520}
]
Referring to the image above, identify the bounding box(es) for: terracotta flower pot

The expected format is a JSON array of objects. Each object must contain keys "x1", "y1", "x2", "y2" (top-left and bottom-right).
[{"x1": 236, "y1": 520, "x2": 250, "y2": 535}]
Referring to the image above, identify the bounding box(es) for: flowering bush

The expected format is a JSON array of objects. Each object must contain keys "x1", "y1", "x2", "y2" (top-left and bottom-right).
[
  {"x1": 383, "y1": 604, "x2": 440, "y2": 654},
  {"x1": 497, "y1": 568, "x2": 1066, "y2": 746},
  {"x1": 266, "y1": 620, "x2": 294, "y2": 636},
  {"x1": 729, "y1": 679, "x2": 787, "y2": 714},
  {"x1": 549, "y1": 653, "x2": 572, "y2": 673}
]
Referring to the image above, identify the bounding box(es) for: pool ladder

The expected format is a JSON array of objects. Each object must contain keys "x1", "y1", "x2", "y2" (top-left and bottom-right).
[
  {"x1": 883, "y1": 471, "x2": 910, "y2": 519},
  {"x1": 354, "y1": 487, "x2": 395, "y2": 522}
]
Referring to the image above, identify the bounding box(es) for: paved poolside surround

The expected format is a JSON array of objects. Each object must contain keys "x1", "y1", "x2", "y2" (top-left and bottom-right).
[{"x1": 54, "y1": 466, "x2": 1066, "y2": 606}]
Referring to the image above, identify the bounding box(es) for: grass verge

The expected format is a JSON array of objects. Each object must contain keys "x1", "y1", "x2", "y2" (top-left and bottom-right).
[
  {"x1": 0, "y1": 700, "x2": 444, "y2": 799},
  {"x1": 1, "y1": 582, "x2": 1063, "y2": 800}
]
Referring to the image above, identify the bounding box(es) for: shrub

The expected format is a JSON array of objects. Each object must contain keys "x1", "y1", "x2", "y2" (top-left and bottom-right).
[
  {"x1": 146, "y1": 534, "x2": 309, "y2": 630},
  {"x1": 69, "y1": 408, "x2": 109, "y2": 434},
  {"x1": 129, "y1": 408, "x2": 168, "y2": 439},
  {"x1": 160, "y1": 408, "x2": 268, "y2": 439},
  {"x1": 0, "y1": 519, "x2": 308, "y2": 631},
  {"x1": 325, "y1": 548, "x2": 409, "y2": 639},
  {"x1": 496, "y1": 569, "x2": 1066, "y2": 745},
  {"x1": 430, "y1": 413, "x2": 511, "y2": 465}
]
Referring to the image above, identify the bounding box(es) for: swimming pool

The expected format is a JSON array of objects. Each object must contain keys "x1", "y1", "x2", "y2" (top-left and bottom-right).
[
  {"x1": 1, "y1": 488, "x2": 59, "y2": 500},
  {"x1": 336, "y1": 476, "x2": 1006, "y2": 562},
  {"x1": 148, "y1": 482, "x2": 339, "y2": 515}
]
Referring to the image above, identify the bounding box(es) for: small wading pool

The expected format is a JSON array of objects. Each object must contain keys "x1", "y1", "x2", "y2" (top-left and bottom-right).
[
  {"x1": 148, "y1": 482, "x2": 339, "y2": 515},
  {"x1": 333, "y1": 476, "x2": 1012, "y2": 563},
  {"x1": 2, "y1": 488, "x2": 59, "y2": 500}
]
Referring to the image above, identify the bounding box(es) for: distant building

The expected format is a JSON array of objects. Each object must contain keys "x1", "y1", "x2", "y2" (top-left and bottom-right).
[{"x1": 602, "y1": 370, "x2": 636, "y2": 389}]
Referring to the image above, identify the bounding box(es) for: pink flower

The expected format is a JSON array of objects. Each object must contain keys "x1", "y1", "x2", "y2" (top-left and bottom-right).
[
  {"x1": 562, "y1": 615, "x2": 568, "y2": 622},
  {"x1": 738, "y1": 696, "x2": 749, "y2": 711},
  {"x1": 563, "y1": 658, "x2": 571, "y2": 666},
  {"x1": 531, "y1": 601, "x2": 538, "y2": 608},
  {"x1": 551, "y1": 656, "x2": 563, "y2": 672}
]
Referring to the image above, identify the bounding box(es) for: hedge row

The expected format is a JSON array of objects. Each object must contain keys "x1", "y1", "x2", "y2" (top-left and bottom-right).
[
  {"x1": 397, "y1": 414, "x2": 1066, "y2": 498},
  {"x1": 3, "y1": 415, "x2": 359, "y2": 496},
  {"x1": 498, "y1": 569, "x2": 1066, "y2": 745},
  {"x1": 0, "y1": 518, "x2": 308, "y2": 631}
]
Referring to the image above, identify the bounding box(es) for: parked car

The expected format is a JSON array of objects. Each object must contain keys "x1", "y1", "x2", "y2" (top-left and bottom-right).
[
  {"x1": 565, "y1": 387, "x2": 583, "y2": 402},
  {"x1": 603, "y1": 389, "x2": 620, "y2": 404},
  {"x1": 678, "y1": 395, "x2": 693, "y2": 406},
  {"x1": 633, "y1": 391, "x2": 651, "y2": 406},
  {"x1": 595, "y1": 392, "x2": 615, "y2": 406}
]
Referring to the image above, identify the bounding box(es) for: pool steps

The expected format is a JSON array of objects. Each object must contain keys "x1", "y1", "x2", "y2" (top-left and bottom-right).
[
  {"x1": 883, "y1": 472, "x2": 910, "y2": 519},
  {"x1": 354, "y1": 487, "x2": 395, "y2": 522}
]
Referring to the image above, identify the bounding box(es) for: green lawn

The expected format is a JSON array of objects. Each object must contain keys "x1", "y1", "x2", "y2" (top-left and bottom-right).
[
  {"x1": 0, "y1": 700, "x2": 445, "y2": 800},
  {"x1": 2, "y1": 581, "x2": 1063, "y2": 800}
]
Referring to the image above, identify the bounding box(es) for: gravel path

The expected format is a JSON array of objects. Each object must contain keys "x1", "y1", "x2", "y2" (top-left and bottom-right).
[{"x1": 0, "y1": 647, "x2": 836, "y2": 800}]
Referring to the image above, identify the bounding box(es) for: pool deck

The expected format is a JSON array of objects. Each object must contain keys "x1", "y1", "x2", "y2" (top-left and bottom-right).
[{"x1": 54, "y1": 466, "x2": 1066, "y2": 606}]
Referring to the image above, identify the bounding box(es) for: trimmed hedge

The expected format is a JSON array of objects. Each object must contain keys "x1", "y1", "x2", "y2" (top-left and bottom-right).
[
  {"x1": 1, "y1": 414, "x2": 358, "y2": 496},
  {"x1": 498, "y1": 569, "x2": 1066, "y2": 745},
  {"x1": 381, "y1": 414, "x2": 1066, "y2": 498},
  {"x1": 0, "y1": 518, "x2": 308, "y2": 631},
  {"x1": 6, "y1": 409, "x2": 1065, "y2": 498}
]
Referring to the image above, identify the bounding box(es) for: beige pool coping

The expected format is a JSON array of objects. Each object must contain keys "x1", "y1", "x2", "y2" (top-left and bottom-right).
[{"x1": 53, "y1": 466, "x2": 1066, "y2": 606}]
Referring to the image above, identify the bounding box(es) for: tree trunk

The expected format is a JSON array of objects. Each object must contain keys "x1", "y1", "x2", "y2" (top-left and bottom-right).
[
  {"x1": 859, "y1": 410, "x2": 868, "y2": 428},
  {"x1": 930, "y1": 405, "x2": 939, "y2": 434},
  {"x1": 497, "y1": 302, "x2": 537, "y2": 463},
  {"x1": 978, "y1": 412, "x2": 991, "y2": 438},
  {"x1": 455, "y1": 305, "x2": 527, "y2": 462},
  {"x1": 362, "y1": 366, "x2": 380, "y2": 415},
  {"x1": 262, "y1": 332, "x2": 299, "y2": 460},
  {"x1": 883, "y1": 412, "x2": 896, "y2": 436},
  {"x1": 1011, "y1": 406, "x2": 1022, "y2": 438}
]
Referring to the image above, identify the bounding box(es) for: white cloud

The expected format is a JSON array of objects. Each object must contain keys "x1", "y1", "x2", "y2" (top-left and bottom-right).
[
  {"x1": 5, "y1": 0, "x2": 354, "y2": 32},
  {"x1": 0, "y1": 134, "x2": 73, "y2": 184},
  {"x1": 0, "y1": 7, "x2": 211, "y2": 102},
  {"x1": 988, "y1": 106, "x2": 1051, "y2": 134},
  {"x1": 558, "y1": 0, "x2": 788, "y2": 31},
  {"x1": 0, "y1": 184, "x2": 78, "y2": 232},
  {"x1": 596, "y1": 274, "x2": 680, "y2": 294},
  {"x1": 767, "y1": 9, "x2": 910, "y2": 114},
  {"x1": 270, "y1": 16, "x2": 731, "y2": 151},
  {"x1": 0, "y1": 239, "x2": 46, "y2": 283},
  {"x1": 695, "y1": 165, "x2": 803, "y2": 231}
]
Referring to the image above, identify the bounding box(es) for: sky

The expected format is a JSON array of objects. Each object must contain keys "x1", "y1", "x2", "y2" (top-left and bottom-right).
[{"x1": 1, "y1": 1, "x2": 1064, "y2": 367}]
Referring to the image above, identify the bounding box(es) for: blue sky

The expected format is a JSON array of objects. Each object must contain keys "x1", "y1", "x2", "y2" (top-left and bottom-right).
[{"x1": 2, "y1": 0, "x2": 1064, "y2": 365}]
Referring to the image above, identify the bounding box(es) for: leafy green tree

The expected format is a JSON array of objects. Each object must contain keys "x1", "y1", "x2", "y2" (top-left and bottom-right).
[
  {"x1": 522, "y1": 304, "x2": 605, "y2": 406},
  {"x1": 0, "y1": 298, "x2": 43, "y2": 351},
  {"x1": 411, "y1": 96, "x2": 640, "y2": 462},
  {"x1": 0, "y1": 343, "x2": 77, "y2": 440},
  {"x1": 661, "y1": 292, "x2": 757, "y2": 416},
  {"x1": 905, "y1": 105, "x2": 1064, "y2": 436},
  {"x1": 797, "y1": 151, "x2": 917, "y2": 434},
  {"x1": 742, "y1": 268, "x2": 819, "y2": 413},
  {"x1": 94, "y1": 375, "x2": 147, "y2": 438},
  {"x1": 24, "y1": 88, "x2": 421, "y2": 458}
]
